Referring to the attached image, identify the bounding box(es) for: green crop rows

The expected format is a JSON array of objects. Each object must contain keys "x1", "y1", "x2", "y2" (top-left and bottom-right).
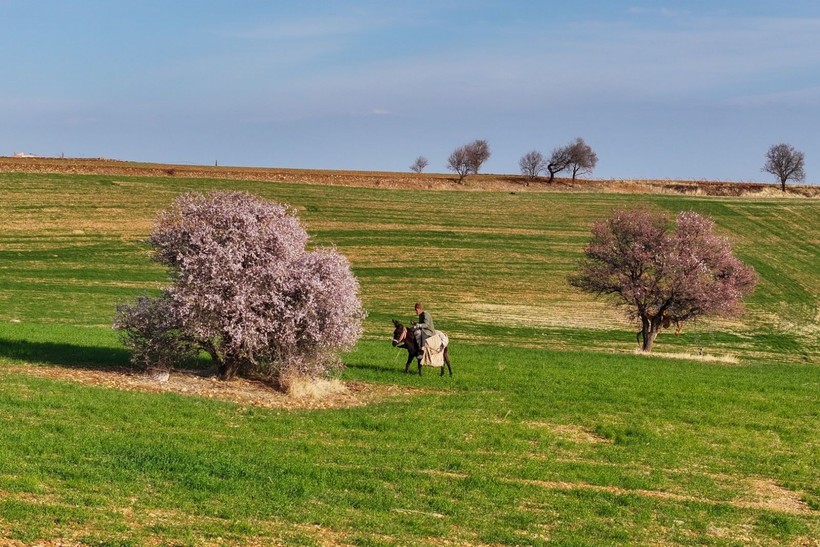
[{"x1": 0, "y1": 173, "x2": 818, "y2": 544}]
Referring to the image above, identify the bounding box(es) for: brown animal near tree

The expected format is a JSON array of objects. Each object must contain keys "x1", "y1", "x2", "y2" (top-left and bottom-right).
[{"x1": 569, "y1": 208, "x2": 758, "y2": 352}]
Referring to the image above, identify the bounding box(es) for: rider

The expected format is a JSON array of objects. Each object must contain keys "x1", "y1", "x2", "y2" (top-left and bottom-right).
[{"x1": 413, "y1": 302, "x2": 435, "y2": 359}]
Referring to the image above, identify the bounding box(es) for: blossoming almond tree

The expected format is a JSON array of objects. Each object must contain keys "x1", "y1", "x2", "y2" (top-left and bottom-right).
[
  {"x1": 116, "y1": 191, "x2": 365, "y2": 382},
  {"x1": 569, "y1": 208, "x2": 758, "y2": 352}
]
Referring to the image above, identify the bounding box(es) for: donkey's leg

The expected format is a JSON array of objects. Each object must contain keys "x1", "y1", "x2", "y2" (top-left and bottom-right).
[
  {"x1": 418, "y1": 359, "x2": 423, "y2": 376},
  {"x1": 444, "y1": 348, "x2": 453, "y2": 376},
  {"x1": 404, "y1": 353, "x2": 413, "y2": 373}
]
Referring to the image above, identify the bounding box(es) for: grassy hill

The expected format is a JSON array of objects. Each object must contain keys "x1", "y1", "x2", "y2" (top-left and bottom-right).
[{"x1": 0, "y1": 170, "x2": 818, "y2": 544}]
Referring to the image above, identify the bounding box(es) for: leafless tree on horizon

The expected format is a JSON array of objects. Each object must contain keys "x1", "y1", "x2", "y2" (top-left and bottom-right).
[
  {"x1": 546, "y1": 145, "x2": 572, "y2": 184},
  {"x1": 465, "y1": 139, "x2": 491, "y2": 174},
  {"x1": 410, "y1": 156, "x2": 429, "y2": 173},
  {"x1": 567, "y1": 138, "x2": 598, "y2": 182},
  {"x1": 762, "y1": 143, "x2": 805, "y2": 191},
  {"x1": 447, "y1": 146, "x2": 471, "y2": 183},
  {"x1": 519, "y1": 150, "x2": 546, "y2": 182},
  {"x1": 447, "y1": 139, "x2": 490, "y2": 183}
]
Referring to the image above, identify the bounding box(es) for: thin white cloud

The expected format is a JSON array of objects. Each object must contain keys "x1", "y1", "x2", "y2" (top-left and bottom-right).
[
  {"x1": 14, "y1": 10, "x2": 820, "y2": 131},
  {"x1": 725, "y1": 86, "x2": 820, "y2": 108},
  {"x1": 222, "y1": 13, "x2": 395, "y2": 41},
  {"x1": 243, "y1": 14, "x2": 820, "y2": 121},
  {"x1": 627, "y1": 7, "x2": 685, "y2": 17}
]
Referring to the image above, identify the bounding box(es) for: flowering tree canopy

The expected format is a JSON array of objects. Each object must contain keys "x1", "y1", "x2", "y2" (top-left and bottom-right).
[
  {"x1": 115, "y1": 191, "x2": 365, "y2": 381},
  {"x1": 569, "y1": 208, "x2": 758, "y2": 352}
]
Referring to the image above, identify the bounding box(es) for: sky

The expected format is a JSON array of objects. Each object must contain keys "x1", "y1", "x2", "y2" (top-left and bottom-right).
[{"x1": 2, "y1": 0, "x2": 820, "y2": 182}]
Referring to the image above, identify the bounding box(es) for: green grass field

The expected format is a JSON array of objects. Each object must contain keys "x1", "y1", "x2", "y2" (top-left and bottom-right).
[{"x1": 1, "y1": 172, "x2": 818, "y2": 545}]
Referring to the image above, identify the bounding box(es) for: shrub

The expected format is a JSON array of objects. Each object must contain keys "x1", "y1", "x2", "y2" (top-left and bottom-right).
[{"x1": 113, "y1": 292, "x2": 196, "y2": 374}]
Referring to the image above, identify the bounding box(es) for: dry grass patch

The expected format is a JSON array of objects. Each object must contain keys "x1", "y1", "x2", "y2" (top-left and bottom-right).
[
  {"x1": 0, "y1": 541, "x2": 82, "y2": 547},
  {"x1": 632, "y1": 349, "x2": 741, "y2": 365},
  {"x1": 2, "y1": 364, "x2": 424, "y2": 410},
  {"x1": 705, "y1": 524, "x2": 758, "y2": 544},
  {"x1": 293, "y1": 523, "x2": 358, "y2": 547},
  {"x1": 512, "y1": 478, "x2": 817, "y2": 516},
  {"x1": 741, "y1": 479, "x2": 814, "y2": 515},
  {"x1": 284, "y1": 376, "x2": 349, "y2": 399},
  {"x1": 417, "y1": 469, "x2": 470, "y2": 480},
  {"x1": 464, "y1": 302, "x2": 625, "y2": 331},
  {"x1": 525, "y1": 422, "x2": 613, "y2": 444},
  {"x1": 0, "y1": 489, "x2": 62, "y2": 507}
]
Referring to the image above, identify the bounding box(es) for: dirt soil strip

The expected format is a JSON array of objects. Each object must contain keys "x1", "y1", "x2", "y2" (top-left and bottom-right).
[
  {"x1": 511, "y1": 478, "x2": 816, "y2": 516},
  {"x1": 417, "y1": 468, "x2": 814, "y2": 516},
  {"x1": 1, "y1": 364, "x2": 424, "y2": 410},
  {"x1": 3, "y1": 156, "x2": 818, "y2": 196}
]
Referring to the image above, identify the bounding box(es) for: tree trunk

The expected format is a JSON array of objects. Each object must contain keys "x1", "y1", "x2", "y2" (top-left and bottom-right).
[
  {"x1": 202, "y1": 340, "x2": 236, "y2": 380},
  {"x1": 639, "y1": 317, "x2": 660, "y2": 352},
  {"x1": 641, "y1": 328, "x2": 659, "y2": 352},
  {"x1": 780, "y1": 177, "x2": 786, "y2": 192},
  {"x1": 218, "y1": 356, "x2": 242, "y2": 380}
]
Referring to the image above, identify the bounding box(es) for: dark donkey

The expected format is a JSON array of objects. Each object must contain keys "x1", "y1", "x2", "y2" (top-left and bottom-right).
[{"x1": 391, "y1": 319, "x2": 452, "y2": 376}]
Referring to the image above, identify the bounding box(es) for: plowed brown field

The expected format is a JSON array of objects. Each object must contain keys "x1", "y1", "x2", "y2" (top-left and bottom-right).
[{"x1": 3, "y1": 156, "x2": 817, "y2": 196}]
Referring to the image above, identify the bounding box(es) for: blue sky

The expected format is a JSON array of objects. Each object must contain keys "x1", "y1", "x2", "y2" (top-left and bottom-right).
[{"x1": 2, "y1": 1, "x2": 819, "y2": 182}]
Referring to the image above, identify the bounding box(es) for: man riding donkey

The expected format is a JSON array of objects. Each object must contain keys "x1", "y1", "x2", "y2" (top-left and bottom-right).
[
  {"x1": 411, "y1": 302, "x2": 450, "y2": 367},
  {"x1": 391, "y1": 303, "x2": 452, "y2": 375},
  {"x1": 412, "y1": 302, "x2": 435, "y2": 360}
]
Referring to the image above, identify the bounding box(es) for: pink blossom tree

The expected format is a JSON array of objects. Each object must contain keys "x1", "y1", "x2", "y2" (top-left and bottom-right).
[
  {"x1": 115, "y1": 191, "x2": 365, "y2": 382},
  {"x1": 569, "y1": 208, "x2": 758, "y2": 352}
]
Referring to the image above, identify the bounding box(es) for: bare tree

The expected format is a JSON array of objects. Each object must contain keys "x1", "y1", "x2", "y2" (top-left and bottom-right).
[
  {"x1": 519, "y1": 150, "x2": 546, "y2": 182},
  {"x1": 410, "y1": 156, "x2": 429, "y2": 173},
  {"x1": 569, "y1": 208, "x2": 757, "y2": 352},
  {"x1": 546, "y1": 145, "x2": 572, "y2": 184},
  {"x1": 567, "y1": 138, "x2": 598, "y2": 181},
  {"x1": 762, "y1": 143, "x2": 805, "y2": 191},
  {"x1": 465, "y1": 139, "x2": 491, "y2": 174},
  {"x1": 447, "y1": 146, "x2": 471, "y2": 183}
]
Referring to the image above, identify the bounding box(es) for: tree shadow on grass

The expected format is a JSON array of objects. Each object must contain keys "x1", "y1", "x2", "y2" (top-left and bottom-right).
[
  {"x1": 0, "y1": 337, "x2": 427, "y2": 382},
  {"x1": 0, "y1": 337, "x2": 131, "y2": 371},
  {"x1": 0, "y1": 338, "x2": 220, "y2": 376}
]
